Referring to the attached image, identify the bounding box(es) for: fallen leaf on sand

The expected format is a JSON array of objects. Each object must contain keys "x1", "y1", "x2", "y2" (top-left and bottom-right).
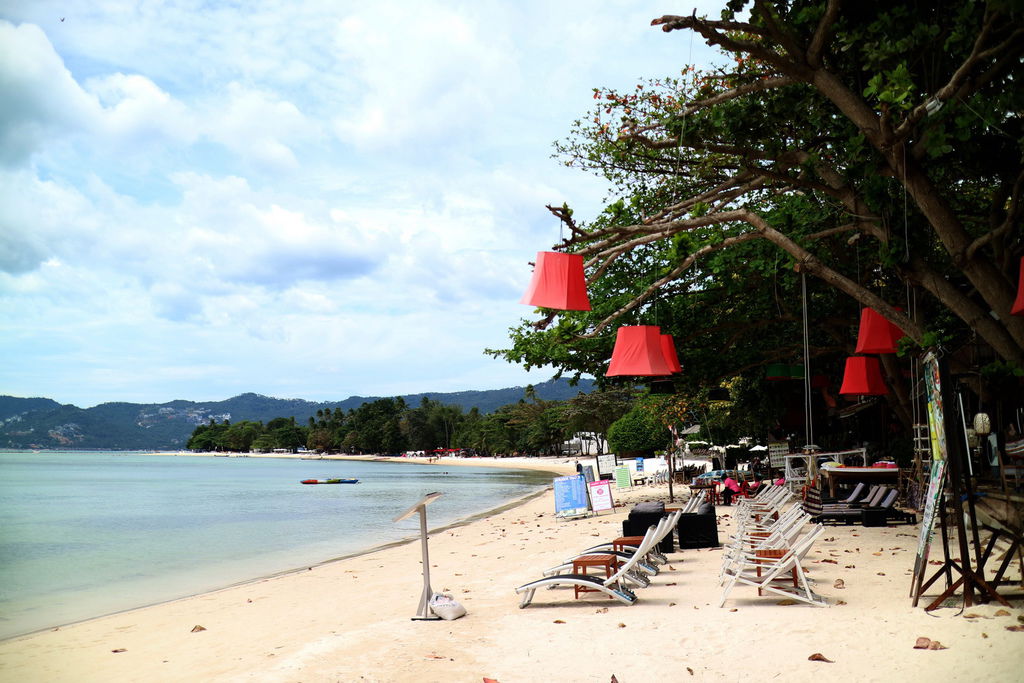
[
  {"x1": 595, "y1": 607, "x2": 608, "y2": 614},
  {"x1": 667, "y1": 582, "x2": 677, "y2": 586},
  {"x1": 873, "y1": 552, "x2": 882, "y2": 556},
  {"x1": 877, "y1": 572, "x2": 886, "y2": 576},
  {"x1": 669, "y1": 602, "x2": 677, "y2": 607},
  {"x1": 835, "y1": 600, "x2": 847, "y2": 605},
  {"x1": 776, "y1": 599, "x2": 798, "y2": 605},
  {"x1": 995, "y1": 609, "x2": 1011, "y2": 617},
  {"x1": 982, "y1": 633, "x2": 989, "y2": 638},
  {"x1": 111, "y1": 648, "x2": 126, "y2": 653},
  {"x1": 964, "y1": 613, "x2": 983, "y2": 619},
  {"x1": 191, "y1": 625, "x2": 206, "y2": 633},
  {"x1": 834, "y1": 579, "x2": 845, "y2": 589},
  {"x1": 808, "y1": 653, "x2": 833, "y2": 662},
  {"x1": 824, "y1": 537, "x2": 835, "y2": 542},
  {"x1": 483, "y1": 678, "x2": 499, "y2": 683},
  {"x1": 845, "y1": 565, "x2": 856, "y2": 569},
  {"x1": 425, "y1": 653, "x2": 445, "y2": 659},
  {"x1": 553, "y1": 620, "x2": 566, "y2": 624},
  {"x1": 914, "y1": 637, "x2": 948, "y2": 650},
  {"x1": 687, "y1": 667, "x2": 695, "y2": 675},
  {"x1": 821, "y1": 559, "x2": 838, "y2": 564},
  {"x1": 618, "y1": 623, "x2": 627, "y2": 628},
  {"x1": 729, "y1": 608, "x2": 738, "y2": 612},
  {"x1": 1005, "y1": 625, "x2": 1024, "y2": 632}
]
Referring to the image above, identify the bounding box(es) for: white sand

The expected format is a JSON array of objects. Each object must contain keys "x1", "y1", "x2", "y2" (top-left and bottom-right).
[{"x1": 1, "y1": 455, "x2": 1021, "y2": 682}]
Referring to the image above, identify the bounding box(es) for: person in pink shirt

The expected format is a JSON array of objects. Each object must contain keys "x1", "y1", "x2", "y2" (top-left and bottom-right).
[{"x1": 721, "y1": 476, "x2": 742, "y2": 505}]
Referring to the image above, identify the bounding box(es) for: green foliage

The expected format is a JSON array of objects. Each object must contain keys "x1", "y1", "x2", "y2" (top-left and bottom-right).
[{"x1": 608, "y1": 401, "x2": 671, "y2": 454}]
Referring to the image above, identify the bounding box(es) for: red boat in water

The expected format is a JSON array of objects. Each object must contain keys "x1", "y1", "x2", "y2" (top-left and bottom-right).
[{"x1": 300, "y1": 478, "x2": 359, "y2": 485}]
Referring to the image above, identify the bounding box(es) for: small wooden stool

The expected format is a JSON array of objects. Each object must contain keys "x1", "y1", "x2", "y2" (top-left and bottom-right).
[
  {"x1": 753, "y1": 548, "x2": 798, "y2": 595},
  {"x1": 571, "y1": 554, "x2": 618, "y2": 599},
  {"x1": 609, "y1": 536, "x2": 645, "y2": 553}
]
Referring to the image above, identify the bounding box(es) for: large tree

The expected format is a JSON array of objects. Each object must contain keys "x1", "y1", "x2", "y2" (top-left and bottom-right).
[{"x1": 497, "y1": 1, "x2": 1023, "y2": 425}]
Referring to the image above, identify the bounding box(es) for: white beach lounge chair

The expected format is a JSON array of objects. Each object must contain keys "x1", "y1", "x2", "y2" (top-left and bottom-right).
[
  {"x1": 719, "y1": 523, "x2": 828, "y2": 607},
  {"x1": 545, "y1": 509, "x2": 683, "y2": 582},
  {"x1": 515, "y1": 524, "x2": 661, "y2": 608}
]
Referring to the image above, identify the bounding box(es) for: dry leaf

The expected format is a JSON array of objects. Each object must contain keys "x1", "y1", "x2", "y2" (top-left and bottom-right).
[
  {"x1": 687, "y1": 667, "x2": 695, "y2": 675},
  {"x1": 553, "y1": 619, "x2": 566, "y2": 624},
  {"x1": 483, "y1": 678, "x2": 499, "y2": 683},
  {"x1": 617, "y1": 623, "x2": 626, "y2": 628},
  {"x1": 834, "y1": 579, "x2": 845, "y2": 589},
  {"x1": 111, "y1": 648, "x2": 126, "y2": 653},
  {"x1": 835, "y1": 600, "x2": 847, "y2": 606},
  {"x1": 729, "y1": 608, "x2": 738, "y2": 612},
  {"x1": 1005, "y1": 625, "x2": 1024, "y2": 632},
  {"x1": 822, "y1": 558, "x2": 838, "y2": 564},
  {"x1": 669, "y1": 602, "x2": 677, "y2": 607},
  {"x1": 191, "y1": 625, "x2": 206, "y2": 633},
  {"x1": 995, "y1": 609, "x2": 1011, "y2": 617},
  {"x1": 982, "y1": 633, "x2": 989, "y2": 638},
  {"x1": 914, "y1": 637, "x2": 947, "y2": 650},
  {"x1": 425, "y1": 653, "x2": 445, "y2": 660},
  {"x1": 964, "y1": 613, "x2": 983, "y2": 619},
  {"x1": 845, "y1": 565, "x2": 856, "y2": 569},
  {"x1": 776, "y1": 599, "x2": 798, "y2": 605},
  {"x1": 666, "y1": 582, "x2": 677, "y2": 586},
  {"x1": 808, "y1": 653, "x2": 833, "y2": 663},
  {"x1": 877, "y1": 572, "x2": 886, "y2": 576}
]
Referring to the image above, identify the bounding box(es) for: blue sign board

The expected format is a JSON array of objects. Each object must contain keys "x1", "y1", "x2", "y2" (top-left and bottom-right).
[
  {"x1": 636, "y1": 457, "x2": 645, "y2": 472},
  {"x1": 553, "y1": 474, "x2": 590, "y2": 518}
]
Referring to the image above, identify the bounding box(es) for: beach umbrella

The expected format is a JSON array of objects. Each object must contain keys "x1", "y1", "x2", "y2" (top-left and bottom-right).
[{"x1": 519, "y1": 251, "x2": 591, "y2": 311}]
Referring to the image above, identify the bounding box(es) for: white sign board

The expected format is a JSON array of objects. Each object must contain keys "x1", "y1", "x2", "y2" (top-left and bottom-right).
[{"x1": 588, "y1": 480, "x2": 614, "y2": 512}]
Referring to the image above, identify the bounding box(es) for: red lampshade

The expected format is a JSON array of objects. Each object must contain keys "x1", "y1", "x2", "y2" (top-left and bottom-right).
[
  {"x1": 1012, "y1": 256, "x2": 1024, "y2": 316},
  {"x1": 520, "y1": 251, "x2": 591, "y2": 311},
  {"x1": 854, "y1": 307, "x2": 904, "y2": 354},
  {"x1": 660, "y1": 334, "x2": 682, "y2": 374},
  {"x1": 606, "y1": 326, "x2": 674, "y2": 376},
  {"x1": 839, "y1": 356, "x2": 889, "y2": 395}
]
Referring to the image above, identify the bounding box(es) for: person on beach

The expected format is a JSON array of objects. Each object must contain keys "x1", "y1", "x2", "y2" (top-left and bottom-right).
[{"x1": 721, "y1": 476, "x2": 741, "y2": 505}]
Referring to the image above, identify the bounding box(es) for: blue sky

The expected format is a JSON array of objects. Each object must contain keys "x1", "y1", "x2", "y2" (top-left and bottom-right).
[{"x1": 0, "y1": 1, "x2": 719, "y2": 408}]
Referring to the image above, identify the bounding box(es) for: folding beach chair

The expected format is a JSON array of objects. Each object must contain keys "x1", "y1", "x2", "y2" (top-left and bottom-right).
[
  {"x1": 515, "y1": 524, "x2": 661, "y2": 608},
  {"x1": 719, "y1": 524, "x2": 828, "y2": 607}
]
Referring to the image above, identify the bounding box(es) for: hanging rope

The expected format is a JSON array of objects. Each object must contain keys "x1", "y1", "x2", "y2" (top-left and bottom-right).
[{"x1": 802, "y1": 271, "x2": 814, "y2": 447}]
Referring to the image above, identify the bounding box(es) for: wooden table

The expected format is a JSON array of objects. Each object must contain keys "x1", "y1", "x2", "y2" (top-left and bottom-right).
[{"x1": 571, "y1": 554, "x2": 618, "y2": 599}]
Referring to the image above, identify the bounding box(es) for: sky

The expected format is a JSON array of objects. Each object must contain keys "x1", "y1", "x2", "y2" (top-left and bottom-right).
[{"x1": 0, "y1": 1, "x2": 721, "y2": 408}]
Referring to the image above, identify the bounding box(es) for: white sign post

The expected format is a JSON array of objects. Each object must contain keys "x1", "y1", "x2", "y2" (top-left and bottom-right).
[{"x1": 393, "y1": 492, "x2": 443, "y2": 620}]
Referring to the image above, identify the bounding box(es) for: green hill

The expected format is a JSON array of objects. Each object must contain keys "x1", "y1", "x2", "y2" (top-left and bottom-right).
[{"x1": 0, "y1": 379, "x2": 595, "y2": 450}]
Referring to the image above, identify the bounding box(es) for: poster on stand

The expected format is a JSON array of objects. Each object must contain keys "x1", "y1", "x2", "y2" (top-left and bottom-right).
[
  {"x1": 614, "y1": 465, "x2": 632, "y2": 489},
  {"x1": 596, "y1": 454, "x2": 617, "y2": 479},
  {"x1": 588, "y1": 480, "x2": 614, "y2": 512},
  {"x1": 553, "y1": 474, "x2": 589, "y2": 519}
]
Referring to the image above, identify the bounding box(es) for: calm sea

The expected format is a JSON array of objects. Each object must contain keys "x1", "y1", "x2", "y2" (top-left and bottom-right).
[{"x1": 0, "y1": 452, "x2": 554, "y2": 640}]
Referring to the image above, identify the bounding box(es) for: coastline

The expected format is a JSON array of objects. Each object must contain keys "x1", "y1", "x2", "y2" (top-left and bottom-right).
[{"x1": 1, "y1": 458, "x2": 1021, "y2": 682}]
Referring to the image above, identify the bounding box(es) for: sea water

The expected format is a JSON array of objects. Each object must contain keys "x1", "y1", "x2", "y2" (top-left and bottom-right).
[{"x1": 0, "y1": 452, "x2": 554, "y2": 640}]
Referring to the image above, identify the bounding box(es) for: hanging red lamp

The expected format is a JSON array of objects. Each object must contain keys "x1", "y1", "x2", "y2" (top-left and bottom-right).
[
  {"x1": 854, "y1": 307, "x2": 904, "y2": 354},
  {"x1": 519, "y1": 251, "x2": 591, "y2": 311},
  {"x1": 606, "y1": 326, "x2": 674, "y2": 376},
  {"x1": 1012, "y1": 255, "x2": 1024, "y2": 316},
  {"x1": 660, "y1": 334, "x2": 682, "y2": 374},
  {"x1": 839, "y1": 356, "x2": 889, "y2": 395}
]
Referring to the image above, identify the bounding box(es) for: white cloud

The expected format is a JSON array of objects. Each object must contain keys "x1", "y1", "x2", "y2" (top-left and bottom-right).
[{"x1": 0, "y1": 2, "x2": 723, "y2": 407}]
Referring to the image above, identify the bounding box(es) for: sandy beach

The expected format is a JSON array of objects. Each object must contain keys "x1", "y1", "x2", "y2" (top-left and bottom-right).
[{"x1": 1, "y1": 455, "x2": 1021, "y2": 682}]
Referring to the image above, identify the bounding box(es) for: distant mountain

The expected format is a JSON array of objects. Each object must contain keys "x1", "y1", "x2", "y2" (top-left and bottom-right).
[{"x1": 0, "y1": 378, "x2": 595, "y2": 450}]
